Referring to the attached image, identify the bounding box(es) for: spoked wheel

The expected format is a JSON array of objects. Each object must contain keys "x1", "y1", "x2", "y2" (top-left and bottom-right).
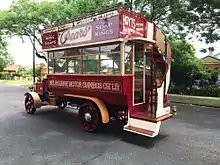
[
  {"x1": 79, "y1": 103, "x2": 101, "y2": 133},
  {"x1": 58, "y1": 100, "x2": 67, "y2": 109},
  {"x1": 24, "y1": 94, "x2": 36, "y2": 114}
]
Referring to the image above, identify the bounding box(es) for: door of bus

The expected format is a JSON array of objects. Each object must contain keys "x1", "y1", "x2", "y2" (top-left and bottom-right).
[
  {"x1": 130, "y1": 42, "x2": 152, "y2": 119},
  {"x1": 124, "y1": 42, "x2": 162, "y2": 137}
]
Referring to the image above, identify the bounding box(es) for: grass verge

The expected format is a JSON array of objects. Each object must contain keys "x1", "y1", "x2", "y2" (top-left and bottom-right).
[
  {"x1": 0, "y1": 79, "x2": 32, "y2": 85},
  {"x1": 168, "y1": 94, "x2": 220, "y2": 108}
]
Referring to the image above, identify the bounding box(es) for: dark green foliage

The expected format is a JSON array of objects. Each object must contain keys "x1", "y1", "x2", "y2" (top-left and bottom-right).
[
  {"x1": 169, "y1": 37, "x2": 208, "y2": 88},
  {"x1": 169, "y1": 85, "x2": 220, "y2": 97},
  {"x1": 0, "y1": 37, "x2": 14, "y2": 72},
  {"x1": 186, "y1": 0, "x2": 220, "y2": 43},
  {"x1": 0, "y1": 72, "x2": 21, "y2": 80},
  {"x1": 123, "y1": 0, "x2": 220, "y2": 43},
  {"x1": 168, "y1": 37, "x2": 220, "y2": 97}
]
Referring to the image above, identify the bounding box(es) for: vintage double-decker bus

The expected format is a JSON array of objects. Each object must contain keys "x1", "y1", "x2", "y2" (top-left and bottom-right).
[{"x1": 24, "y1": 5, "x2": 174, "y2": 137}]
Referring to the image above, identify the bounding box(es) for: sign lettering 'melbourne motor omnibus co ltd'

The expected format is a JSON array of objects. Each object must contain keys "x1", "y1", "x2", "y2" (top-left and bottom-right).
[{"x1": 48, "y1": 79, "x2": 122, "y2": 93}]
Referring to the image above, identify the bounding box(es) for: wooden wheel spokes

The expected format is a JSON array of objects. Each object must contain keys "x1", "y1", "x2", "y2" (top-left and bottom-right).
[
  {"x1": 24, "y1": 95, "x2": 36, "y2": 114},
  {"x1": 80, "y1": 103, "x2": 100, "y2": 132}
]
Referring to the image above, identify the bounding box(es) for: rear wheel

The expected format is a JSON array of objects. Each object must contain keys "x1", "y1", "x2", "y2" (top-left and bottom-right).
[
  {"x1": 79, "y1": 103, "x2": 101, "y2": 133},
  {"x1": 24, "y1": 94, "x2": 36, "y2": 114}
]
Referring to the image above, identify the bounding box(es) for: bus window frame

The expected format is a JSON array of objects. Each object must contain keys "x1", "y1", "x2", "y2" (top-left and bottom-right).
[
  {"x1": 132, "y1": 41, "x2": 146, "y2": 106},
  {"x1": 46, "y1": 42, "x2": 122, "y2": 76}
]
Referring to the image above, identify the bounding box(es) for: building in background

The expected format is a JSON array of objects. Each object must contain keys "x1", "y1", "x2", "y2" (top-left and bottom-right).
[
  {"x1": 201, "y1": 47, "x2": 220, "y2": 84},
  {"x1": 3, "y1": 64, "x2": 20, "y2": 73},
  {"x1": 201, "y1": 47, "x2": 220, "y2": 69}
]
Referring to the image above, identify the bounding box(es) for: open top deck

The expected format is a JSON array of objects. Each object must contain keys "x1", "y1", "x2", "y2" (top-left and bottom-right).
[{"x1": 41, "y1": 6, "x2": 157, "y2": 52}]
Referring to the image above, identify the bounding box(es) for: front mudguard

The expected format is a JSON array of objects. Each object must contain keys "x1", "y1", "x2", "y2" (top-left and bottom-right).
[{"x1": 24, "y1": 92, "x2": 41, "y2": 109}]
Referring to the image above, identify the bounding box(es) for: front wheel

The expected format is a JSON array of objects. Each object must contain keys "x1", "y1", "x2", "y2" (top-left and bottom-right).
[
  {"x1": 24, "y1": 94, "x2": 36, "y2": 114},
  {"x1": 57, "y1": 100, "x2": 67, "y2": 109},
  {"x1": 79, "y1": 103, "x2": 101, "y2": 133}
]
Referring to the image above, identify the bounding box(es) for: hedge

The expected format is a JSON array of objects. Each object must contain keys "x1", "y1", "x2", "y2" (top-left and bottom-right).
[
  {"x1": 169, "y1": 85, "x2": 220, "y2": 97},
  {"x1": 0, "y1": 72, "x2": 19, "y2": 80},
  {"x1": 0, "y1": 72, "x2": 30, "y2": 80}
]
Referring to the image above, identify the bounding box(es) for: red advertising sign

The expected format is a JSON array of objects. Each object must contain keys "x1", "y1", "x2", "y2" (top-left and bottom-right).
[
  {"x1": 48, "y1": 79, "x2": 122, "y2": 93},
  {"x1": 119, "y1": 8, "x2": 146, "y2": 38},
  {"x1": 42, "y1": 32, "x2": 58, "y2": 49}
]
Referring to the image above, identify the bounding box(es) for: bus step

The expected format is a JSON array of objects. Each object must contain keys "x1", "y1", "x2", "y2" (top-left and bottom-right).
[
  {"x1": 124, "y1": 126, "x2": 155, "y2": 137},
  {"x1": 123, "y1": 118, "x2": 161, "y2": 138}
]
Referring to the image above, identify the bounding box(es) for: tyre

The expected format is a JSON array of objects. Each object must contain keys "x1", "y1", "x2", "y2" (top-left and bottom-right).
[
  {"x1": 24, "y1": 94, "x2": 36, "y2": 114},
  {"x1": 79, "y1": 102, "x2": 102, "y2": 133}
]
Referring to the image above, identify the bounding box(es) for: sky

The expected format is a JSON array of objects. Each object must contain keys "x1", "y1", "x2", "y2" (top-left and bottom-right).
[{"x1": 1, "y1": 0, "x2": 220, "y2": 67}]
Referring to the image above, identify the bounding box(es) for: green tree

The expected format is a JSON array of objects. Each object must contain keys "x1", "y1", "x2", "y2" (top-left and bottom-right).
[
  {"x1": 122, "y1": 0, "x2": 220, "y2": 43},
  {"x1": 0, "y1": 0, "x2": 117, "y2": 49},
  {"x1": 206, "y1": 68, "x2": 220, "y2": 84},
  {"x1": 1, "y1": 0, "x2": 219, "y2": 48},
  {"x1": 0, "y1": 37, "x2": 14, "y2": 71},
  {"x1": 0, "y1": 0, "x2": 77, "y2": 60},
  {"x1": 169, "y1": 37, "x2": 208, "y2": 89},
  {"x1": 0, "y1": 0, "x2": 116, "y2": 70},
  {"x1": 123, "y1": 0, "x2": 189, "y2": 37},
  {"x1": 185, "y1": 0, "x2": 220, "y2": 43}
]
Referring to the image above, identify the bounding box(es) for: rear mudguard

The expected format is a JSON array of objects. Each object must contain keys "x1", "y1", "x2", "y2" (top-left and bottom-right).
[
  {"x1": 64, "y1": 94, "x2": 110, "y2": 124},
  {"x1": 24, "y1": 92, "x2": 41, "y2": 108}
]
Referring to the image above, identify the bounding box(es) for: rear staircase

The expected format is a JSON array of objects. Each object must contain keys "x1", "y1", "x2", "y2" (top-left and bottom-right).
[{"x1": 123, "y1": 32, "x2": 173, "y2": 137}]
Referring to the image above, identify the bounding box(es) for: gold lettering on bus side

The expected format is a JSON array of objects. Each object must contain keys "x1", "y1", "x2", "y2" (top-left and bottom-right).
[
  {"x1": 112, "y1": 82, "x2": 120, "y2": 92},
  {"x1": 48, "y1": 79, "x2": 121, "y2": 92},
  {"x1": 69, "y1": 81, "x2": 82, "y2": 88},
  {"x1": 103, "y1": 82, "x2": 111, "y2": 91}
]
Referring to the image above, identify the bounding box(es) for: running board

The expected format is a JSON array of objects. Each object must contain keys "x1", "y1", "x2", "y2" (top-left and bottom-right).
[{"x1": 123, "y1": 118, "x2": 161, "y2": 138}]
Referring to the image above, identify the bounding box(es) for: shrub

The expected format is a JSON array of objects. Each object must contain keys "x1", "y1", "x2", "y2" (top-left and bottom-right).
[
  {"x1": 0, "y1": 72, "x2": 23, "y2": 80},
  {"x1": 191, "y1": 85, "x2": 220, "y2": 97},
  {"x1": 0, "y1": 72, "x2": 11, "y2": 80},
  {"x1": 169, "y1": 85, "x2": 220, "y2": 97}
]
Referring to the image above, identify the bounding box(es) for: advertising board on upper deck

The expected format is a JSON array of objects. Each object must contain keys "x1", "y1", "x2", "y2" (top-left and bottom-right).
[
  {"x1": 119, "y1": 8, "x2": 146, "y2": 39},
  {"x1": 41, "y1": 7, "x2": 149, "y2": 51},
  {"x1": 42, "y1": 9, "x2": 120, "y2": 50}
]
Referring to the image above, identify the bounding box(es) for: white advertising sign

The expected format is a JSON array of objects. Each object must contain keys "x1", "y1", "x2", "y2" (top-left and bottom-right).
[{"x1": 58, "y1": 25, "x2": 92, "y2": 46}]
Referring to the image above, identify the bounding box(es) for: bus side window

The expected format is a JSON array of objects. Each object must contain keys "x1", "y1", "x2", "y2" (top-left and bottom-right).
[
  {"x1": 100, "y1": 44, "x2": 120, "y2": 74},
  {"x1": 52, "y1": 51, "x2": 67, "y2": 74},
  {"x1": 66, "y1": 48, "x2": 82, "y2": 74},
  {"x1": 67, "y1": 57, "x2": 81, "y2": 74},
  {"x1": 48, "y1": 52, "x2": 54, "y2": 74},
  {"x1": 124, "y1": 43, "x2": 133, "y2": 74}
]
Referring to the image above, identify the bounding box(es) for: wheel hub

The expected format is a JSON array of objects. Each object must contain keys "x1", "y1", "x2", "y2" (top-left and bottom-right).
[{"x1": 84, "y1": 113, "x2": 92, "y2": 122}]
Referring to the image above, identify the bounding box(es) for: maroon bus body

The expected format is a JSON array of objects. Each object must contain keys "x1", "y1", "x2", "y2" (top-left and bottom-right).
[
  {"x1": 25, "y1": 5, "x2": 174, "y2": 137},
  {"x1": 46, "y1": 74, "x2": 151, "y2": 115}
]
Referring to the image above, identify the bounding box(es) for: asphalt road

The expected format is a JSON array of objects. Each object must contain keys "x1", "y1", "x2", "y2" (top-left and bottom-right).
[{"x1": 0, "y1": 84, "x2": 220, "y2": 165}]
